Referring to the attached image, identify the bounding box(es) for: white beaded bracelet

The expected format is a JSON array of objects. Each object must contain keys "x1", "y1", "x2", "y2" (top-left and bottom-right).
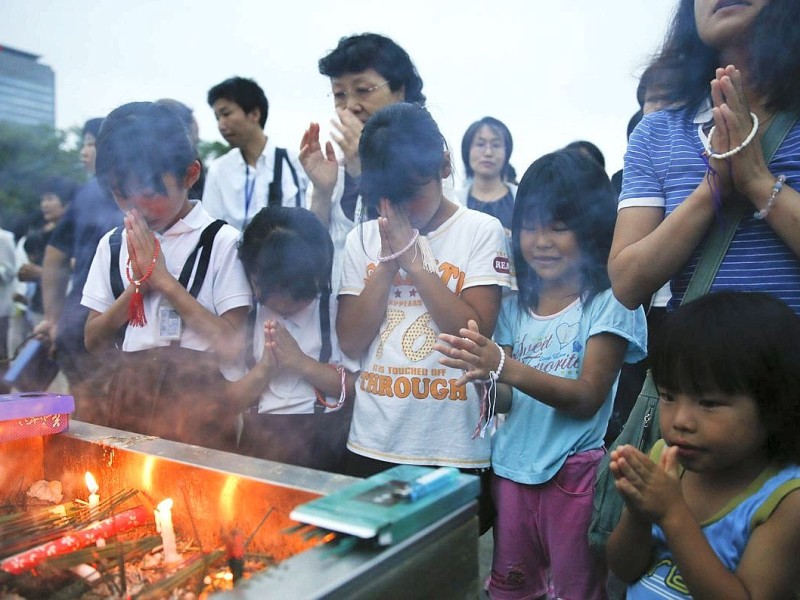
[
  {"x1": 703, "y1": 112, "x2": 759, "y2": 160},
  {"x1": 377, "y1": 229, "x2": 419, "y2": 262},
  {"x1": 754, "y1": 174, "x2": 786, "y2": 220},
  {"x1": 489, "y1": 342, "x2": 505, "y2": 382}
]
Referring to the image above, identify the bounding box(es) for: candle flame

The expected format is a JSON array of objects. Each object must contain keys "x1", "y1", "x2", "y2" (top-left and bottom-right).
[
  {"x1": 84, "y1": 471, "x2": 99, "y2": 495},
  {"x1": 157, "y1": 498, "x2": 173, "y2": 512},
  {"x1": 219, "y1": 475, "x2": 239, "y2": 523}
]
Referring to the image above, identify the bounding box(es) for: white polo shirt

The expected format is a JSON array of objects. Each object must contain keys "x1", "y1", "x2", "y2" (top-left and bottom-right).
[
  {"x1": 203, "y1": 139, "x2": 308, "y2": 230},
  {"x1": 251, "y1": 296, "x2": 357, "y2": 415},
  {"x1": 82, "y1": 201, "x2": 252, "y2": 352}
]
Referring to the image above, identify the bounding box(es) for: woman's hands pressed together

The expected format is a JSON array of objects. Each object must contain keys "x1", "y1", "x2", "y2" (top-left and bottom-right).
[{"x1": 708, "y1": 65, "x2": 773, "y2": 201}]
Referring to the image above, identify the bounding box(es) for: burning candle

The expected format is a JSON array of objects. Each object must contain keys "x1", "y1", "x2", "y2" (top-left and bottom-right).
[
  {"x1": 155, "y1": 498, "x2": 181, "y2": 564},
  {"x1": 84, "y1": 471, "x2": 105, "y2": 547},
  {"x1": 84, "y1": 472, "x2": 99, "y2": 516}
]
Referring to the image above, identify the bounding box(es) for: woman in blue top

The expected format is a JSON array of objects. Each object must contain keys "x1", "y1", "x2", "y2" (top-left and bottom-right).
[{"x1": 609, "y1": 0, "x2": 800, "y2": 314}]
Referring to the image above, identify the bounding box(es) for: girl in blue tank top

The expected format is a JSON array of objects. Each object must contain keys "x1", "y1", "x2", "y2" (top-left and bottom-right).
[{"x1": 606, "y1": 291, "x2": 800, "y2": 599}]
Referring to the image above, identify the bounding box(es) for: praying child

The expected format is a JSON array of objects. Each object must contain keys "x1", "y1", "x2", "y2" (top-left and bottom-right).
[{"x1": 81, "y1": 102, "x2": 252, "y2": 450}]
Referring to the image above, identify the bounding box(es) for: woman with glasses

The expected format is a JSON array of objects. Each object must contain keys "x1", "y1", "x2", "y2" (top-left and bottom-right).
[
  {"x1": 300, "y1": 33, "x2": 426, "y2": 293},
  {"x1": 455, "y1": 117, "x2": 516, "y2": 235}
]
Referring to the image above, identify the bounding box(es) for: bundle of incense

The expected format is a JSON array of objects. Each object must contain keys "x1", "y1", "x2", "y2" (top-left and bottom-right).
[
  {"x1": 1, "y1": 506, "x2": 151, "y2": 574},
  {"x1": 0, "y1": 488, "x2": 139, "y2": 560}
]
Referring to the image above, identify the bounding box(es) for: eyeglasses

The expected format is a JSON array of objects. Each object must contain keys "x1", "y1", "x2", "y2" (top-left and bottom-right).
[
  {"x1": 471, "y1": 140, "x2": 505, "y2": 152},
  {"x1": 329, "y1": 81, "x2": 390, "y2": 106}
]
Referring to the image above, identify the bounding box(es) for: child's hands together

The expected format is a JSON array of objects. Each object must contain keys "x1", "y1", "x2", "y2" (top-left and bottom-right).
[
  {"x1": 378, "y1": 199, "x2": 417, "y2": 269},
  {"x1": 125, "y1": 209, "x2": 166, "y2": 292},
  {"x1": 434, "y1": 319, "x2": 497, "y2": 386},
  {"x1": 264, "y1": 320, "x2": 305, "y2": 372},
  {"x1": 609, "y1": 444, "x2": 683, "y2": 524}
]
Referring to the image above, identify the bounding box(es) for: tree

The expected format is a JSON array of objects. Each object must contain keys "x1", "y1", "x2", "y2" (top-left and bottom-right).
[
  {"x1": 197, "y1": 139, "x2": 229, "y2": 165},
  {"x1": 0, "y1": 121, "x2": 84, "y2": 232}
]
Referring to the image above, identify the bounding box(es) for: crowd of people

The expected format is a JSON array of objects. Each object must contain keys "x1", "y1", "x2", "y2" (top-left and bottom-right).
[{"x1": 1, "y1": 0, "x2": 799, "y2": 597}]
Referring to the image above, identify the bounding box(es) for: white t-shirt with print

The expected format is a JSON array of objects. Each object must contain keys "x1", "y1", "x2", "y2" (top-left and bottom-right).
[{"x1": 339, "y1": 203, "x2": 511, "y2": 468}]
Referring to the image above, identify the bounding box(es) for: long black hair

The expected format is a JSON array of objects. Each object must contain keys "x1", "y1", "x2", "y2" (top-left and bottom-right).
[
  {"x1": 358, "y1": 102, "x2": 447, "y2": 214},
  {"x1": 646, "y1": 0, "x2": 800, "y2": 112},
  {"x1": 512, "y1": 150, "x2": 617, "y2": 313}
]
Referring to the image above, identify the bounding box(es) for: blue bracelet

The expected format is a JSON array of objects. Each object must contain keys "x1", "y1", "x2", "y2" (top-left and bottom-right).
[{"x1": 754, "y1": 174, "x2": 786, "y2": 220}]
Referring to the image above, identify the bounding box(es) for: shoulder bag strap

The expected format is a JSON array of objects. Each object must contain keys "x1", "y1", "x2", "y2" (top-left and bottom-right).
[
  {"x1": 268, "y1": 147, "x2": 285, "y2": 207},
  {"x1": 682, "y1": 111, "x2": 798, "y2": 304}
]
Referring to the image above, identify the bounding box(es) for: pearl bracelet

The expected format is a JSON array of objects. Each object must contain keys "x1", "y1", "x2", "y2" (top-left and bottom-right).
[
  {"x1": 489, "y1": 342, "x2": 505, "y2": 382},
  {"x1": 377, "y1": 229, "x2": 419, "y2": 262},
  {"x1": 754, "y1": 174, "x2": 786, "y2": 220},
  {"x1": 703, "y1": 112, "x2": 759, "y2": 160}
]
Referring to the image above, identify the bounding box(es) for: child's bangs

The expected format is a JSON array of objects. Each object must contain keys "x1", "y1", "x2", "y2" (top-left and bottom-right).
[
  {"x1": 651, "y1": 310, "x2": 755, "y2": 397},
  {"x1": 119, "y1": 171, "x2": 168, "y2": 199},
  {"x1": 516, "y1": 184, "x2": 581, "y2": 230},
  {"x1": 361, "y1": 149, "x2": 439, "y2": 208},
  {"x1": 360, "y1": 168, "x2": 424, "y2": 208}
]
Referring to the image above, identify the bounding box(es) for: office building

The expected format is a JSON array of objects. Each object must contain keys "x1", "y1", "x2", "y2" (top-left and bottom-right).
[{"x1": 0, "y1": 44, "x2": 55, "y2": 127}]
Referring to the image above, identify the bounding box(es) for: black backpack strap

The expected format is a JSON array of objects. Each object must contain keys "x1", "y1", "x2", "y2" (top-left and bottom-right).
[
  {"x1": 109, "y1": 226, "x2": 125, "y2": 299},
  {"x1": 268, "y1": 147, "x2": 302, "y2": 207},
  {"x1": 178, "y1": 219, "x2": 226, "y2": 298},
  {"x1": 243, "y1": 295, "x2": 259, "y2": 368},
  {"x1": 318, "y1": 292, "x2": 331, "y2": 364},
  {"x1": 313, "y1": 292, "x2": 333, "y2": 414}
]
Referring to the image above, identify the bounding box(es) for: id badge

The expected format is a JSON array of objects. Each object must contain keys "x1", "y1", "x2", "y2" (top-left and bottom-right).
[{"x1": 158, "y1": 304, "x2": 182, "y2": 341}]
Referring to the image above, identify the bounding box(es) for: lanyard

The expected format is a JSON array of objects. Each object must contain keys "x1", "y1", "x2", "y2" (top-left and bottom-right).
[{"x1": 244, "y1": 164, "x2": 256, "y2": 223}]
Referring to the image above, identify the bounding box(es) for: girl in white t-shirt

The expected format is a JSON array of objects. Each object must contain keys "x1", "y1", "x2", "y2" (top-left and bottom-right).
[{"x1": 336, "y1": 102, "x2": 511, "y2": 531}]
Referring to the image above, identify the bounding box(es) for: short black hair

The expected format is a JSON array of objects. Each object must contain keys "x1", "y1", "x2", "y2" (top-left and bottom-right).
[
  {"x1": 95, "y1": 101, "x2": 196, "y2": 198},
  {"x1": 564, "y1": 140, "x2": 605, "y2": 169},
  {"x1": 82, "y1": 118, "x2": 104, "y2": 139},
  {"x1": 319, "y1": 33, "x2": 425, "y2": 105},
  {"x1": 207, "y1": 77, "x2": 269, "y2": 128},
  {"x1": 239, "y1": 207, "x2": 333, "y2": 302},
  {"x1": 652, "y1": 291, "x2": 800, "y2": 465},
  {"x1": 37, "y1": 176, "x2": 77, "y2": 205},
  {"x1": 461, "y1": 116, "x2": 514, "y2": 180},
  {"x1": 359, "y1": 102, "x2": 446, "y2": 212}
]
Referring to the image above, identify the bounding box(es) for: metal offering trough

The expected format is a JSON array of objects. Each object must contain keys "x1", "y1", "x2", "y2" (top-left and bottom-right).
[{"x1": 0, "y1": 421, "x2": 479, "y2": 598}]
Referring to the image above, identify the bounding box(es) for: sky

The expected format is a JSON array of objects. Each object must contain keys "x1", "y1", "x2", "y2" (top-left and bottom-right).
[{"x1": 1, "y1": 0, "x2": 677, "y2": 183}]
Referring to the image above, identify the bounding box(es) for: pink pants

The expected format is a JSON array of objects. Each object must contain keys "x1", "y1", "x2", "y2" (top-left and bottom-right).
[{"x1": 487, "y1": 449, "x2": 607, "y2": 600}]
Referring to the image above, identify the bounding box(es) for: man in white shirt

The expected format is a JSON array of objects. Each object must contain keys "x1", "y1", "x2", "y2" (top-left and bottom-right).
[{"x1": 203, "y1": 77, "x2": 307, "y2": 230}]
